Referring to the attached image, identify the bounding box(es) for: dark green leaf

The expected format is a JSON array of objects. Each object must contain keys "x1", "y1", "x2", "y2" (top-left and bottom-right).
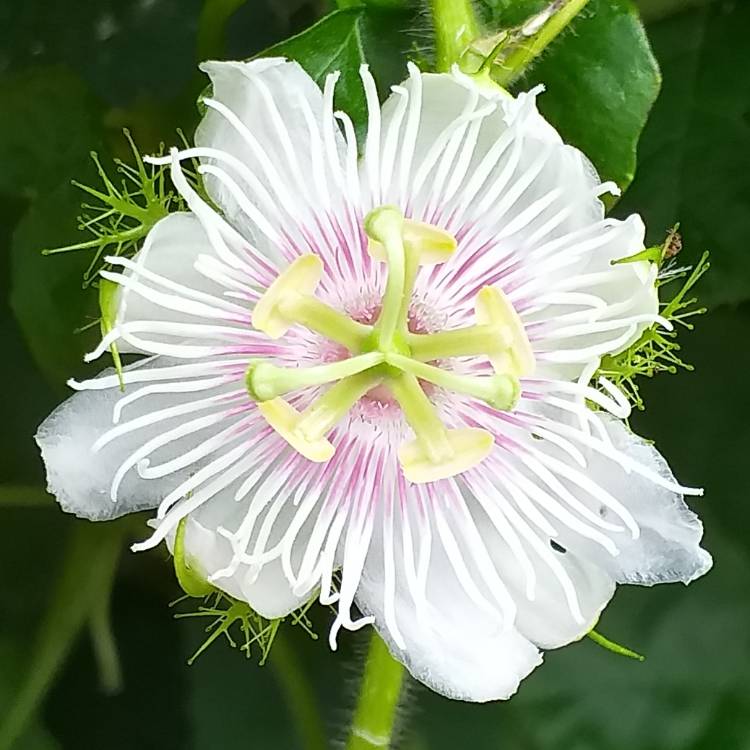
[{"x1": 617, "y1": 1, "x2": 750, "y2": 306}]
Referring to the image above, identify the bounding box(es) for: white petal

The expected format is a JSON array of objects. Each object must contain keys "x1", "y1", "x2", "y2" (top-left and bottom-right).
[
  {"x1": 355, "y1": 502, "x2": 542, "y2": 702},
  {"x1": 112, "y1": 212, "x2": 242, "y2": 331},
  {"x1": 376, "y1": 69, "x2": 658, "y2": 381},
  {"x1": 580, "y1": 416, "x2": 712, "y2": 585},
  {"x1": 35, "y1": 357, "x2": 249, "y2": 521},
  {"x1": 168, "y1": 516, "x2": 312, "y2": 619},
  {"x1": 502, "y1": 404, "x2": 711, "y2": 588},
  {"x1": 377, "y1": 70, "x2": 596, "y2": 229},
  {"x1": 196, "y1": 58, "x2": 344, "y2": 253},
  {"x1": 529, "y1": 214, "x2": 658, "y2": 381},
  {"x1": 465, "y1": 472, "x2": 615, "y2": 649}
]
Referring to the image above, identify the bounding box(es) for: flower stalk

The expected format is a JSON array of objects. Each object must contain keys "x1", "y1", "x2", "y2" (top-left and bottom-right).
[
  {"x1": 493, "y1": 0, "x2": 593, "y2": 86},
  {"x1": 346, "y1": 631, "x2": 406, "y2": 750},
  {"x1": 430, "y1": 0, "x2": 480, "y2": 72}
]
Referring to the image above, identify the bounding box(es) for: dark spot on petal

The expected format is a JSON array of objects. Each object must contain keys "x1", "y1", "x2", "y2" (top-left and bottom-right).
[{"x1": 550, "y1": 540, "x2": 567, "y2": 554}]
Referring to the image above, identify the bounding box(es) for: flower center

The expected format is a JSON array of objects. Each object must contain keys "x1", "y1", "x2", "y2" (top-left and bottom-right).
[{"x1": 245, "y1": 206, "x2": 535, "y2": 483}]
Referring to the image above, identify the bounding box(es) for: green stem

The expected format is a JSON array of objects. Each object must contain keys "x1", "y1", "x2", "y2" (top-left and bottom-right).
[
  {"x1": 270, "y1": 635, "x2": 327, "y2": 750},
  {"x1": 587, "y1": 629, "x2": 645, "y2": 662},
  {"x1": 88, "y1": 585, "x2": 123, "y2": 695},
  {"x1": 430, "y1": 0, "x2": 480, "y2": 72},
  {"x1": 494, "y1": 0, "x2": 592, "y2": 86},
  {"x1": 346, "y1": 631, "x2": 406, "y2": 750}
]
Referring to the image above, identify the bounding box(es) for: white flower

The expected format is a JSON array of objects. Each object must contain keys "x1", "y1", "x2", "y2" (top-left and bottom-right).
[{"x1": 36, "y1": 59, "x2": 711, "y2": 702}]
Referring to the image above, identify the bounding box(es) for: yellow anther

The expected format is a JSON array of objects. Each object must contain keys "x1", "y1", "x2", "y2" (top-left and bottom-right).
[
  {"x1": 475, "y1": 286, "x2": 535, "y2": 377},
  {"x1": 252, "y1": 254, "x2": 323, "y2": 338},
  {"x1": 257, "y1": 398, "x2": 335, "y2": 463},
  {"x1": 368, "y1": 218, "x2": 457, "y2": 266},
  {"x1": 398, "y1": 428, "x2": 494, "y2": 484}
]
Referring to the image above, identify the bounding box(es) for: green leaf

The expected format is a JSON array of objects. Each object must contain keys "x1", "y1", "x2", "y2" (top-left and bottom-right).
[
  {"x1": 0, "y1": 66, "x2": 102, "y2": 199},
  {"x1": 0, "y1": 522, "x2": 126, "y2": 750},
  {"x1": 260, "y1": 6, "x2": 417, "y2": 134},
  {"x1": 616, "y1": 1, "x2": 750, "y2": 307},
  {"x1": 506, "y1": 0, "x2": 662, "y2": 192}
]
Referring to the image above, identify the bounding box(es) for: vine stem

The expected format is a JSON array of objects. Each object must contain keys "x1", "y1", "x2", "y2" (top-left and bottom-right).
[
  {"x1": 430, "y1": 0, "x2": 480, "y2": 72},
  {"x1": 346, "y1": 631, "x2": 406, "y2": 750},
  {"x1": 270, "y1": 634, "x2": 327, "y2": 750},
  {"x1": 494, "y1": 0, "x2": 592, "y2": 85}
]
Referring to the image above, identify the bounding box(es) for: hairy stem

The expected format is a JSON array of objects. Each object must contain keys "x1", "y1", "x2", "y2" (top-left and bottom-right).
[
  {"x1": 346, "y1": 631, "x2": 406, "y2": 750},
  {"x1": 494, "y1": 0, "x2": 592, "y2": 86},
  {"x1": 430, "y1": 0, "x2": 480, "y2": 72}
]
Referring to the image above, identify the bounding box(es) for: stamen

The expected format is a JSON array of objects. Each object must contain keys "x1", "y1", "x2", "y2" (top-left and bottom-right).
[
  {"x1": 258, "y1": 371, "x2": 383, "y2": 462},
  {"x1": 474, "y1": 286, "x2": 535, "y2": 377},
  {"x1": 252, "y1": 254, "x2": 370, "y2": 349},
  {"x1": 251, "y1": 254, "x2": 322, "y2": 338},
  {"x1": 296, "y1": 371, "x2": 384, "y2": 441},
  {"x1": 389, "y1": 374, "x2": 493, "y2": 483},
  {"x1": 385, "y1": 352, "x2": 519, "y2": 410},
  {"x1": 277, "y1": 295, "x2": 371, "y2": 350},
  {"x1": 408, "y1": 324, "x2": 508, "y2": 362},
  {"x1": 246, "y1": 352, "x2": 385, "y2": 402},
  {"x1": 367, "y1": 211, "x2": 457, "y2": 333},
  {"x1": 257, "y1": 399, "x2": 335, "y2": 463}
]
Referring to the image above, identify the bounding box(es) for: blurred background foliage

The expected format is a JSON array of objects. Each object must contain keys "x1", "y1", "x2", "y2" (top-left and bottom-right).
[{"x1": 0, "y1": 0, "x2": 748, "y2": 748}]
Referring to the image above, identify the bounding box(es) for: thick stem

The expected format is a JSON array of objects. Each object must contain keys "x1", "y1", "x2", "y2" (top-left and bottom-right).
[
  {"x1": 494, "y1": 0, "x2": 592, "y2": 86},
  {"x1": 346, "y1": 631, "x2": 406, "y2": 750},
  {"x1": 430, "y1": 0, "x2": 480, "y2": 72}
]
